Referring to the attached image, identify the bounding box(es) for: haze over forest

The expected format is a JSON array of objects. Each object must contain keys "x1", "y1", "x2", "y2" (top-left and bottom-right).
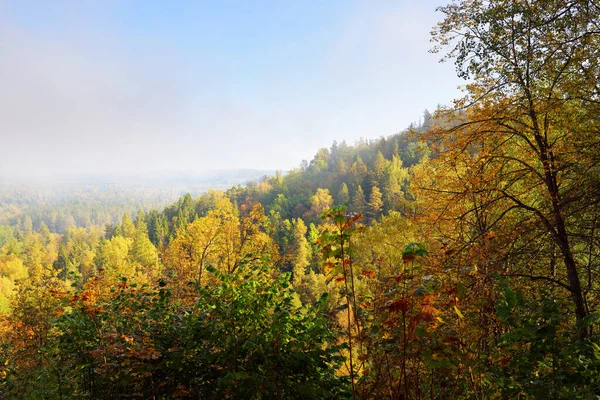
[{"x1": 1, "y1": 0, "x2": 462, "y2": 180}]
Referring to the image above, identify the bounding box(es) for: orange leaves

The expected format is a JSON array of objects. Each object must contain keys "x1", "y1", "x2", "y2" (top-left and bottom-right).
[
  {"x1": 361, "y1": 269, "x2": 376, "y2": 279},
  {"x1": 122, "y1": 334, "x2": 135, "y2": 345},
  {"x1": 417, "y1": 294, "x2": 442, "y2": 328},
  {"x1": 71, "y1": 289, "x2": 98, "y2": 314},
  {"x1": 173, "y1": 385, "x2": 194, "y2": 398},
  {"x1": 381, "y1": 292, "x2": 441, "y2": 339}
]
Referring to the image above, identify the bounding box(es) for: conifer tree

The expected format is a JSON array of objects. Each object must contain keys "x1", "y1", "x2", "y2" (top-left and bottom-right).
[
  {"x1": 338, "y1": 183, "x2": 350, "y2": 205},
  {"x1": 121, "y1": 213, "x2": 135, "y2": 239},
  {"x1": 351, "y1": 185, "x2": 367, "y2": 215},
  {"x1": 368, "y1": 186, "x2": 383, "y2": 221}
]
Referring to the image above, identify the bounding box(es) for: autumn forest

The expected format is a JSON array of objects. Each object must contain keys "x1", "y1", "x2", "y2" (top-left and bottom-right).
[{"x1": 1, "y1": 0, "x2": 600, "y2": 398}]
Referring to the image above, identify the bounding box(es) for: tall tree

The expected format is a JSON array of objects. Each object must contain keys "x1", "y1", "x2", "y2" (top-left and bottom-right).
[
  {"x1": 121, "y1": 213, "x2": 135, "y2": 239},
  {"x1": 350, "y1": 185, "x2": 367, "y2": 216},
  {"x1": 429, "y1": 0, "x2": 600, "y2": 338},
  {"x1": 367, "y1": 186, "x2": 383, "y2": 221},
  {"x1": 130, "y1": 220, "x2": 158, "y2": 272},
  {"x1": 310, "y1": 188, "x2": 333, "y2": 218},
  {"x1": 338, "y1": 183, "x2": 350, "y2": 205},
  {"x1": 291, "y1": 218, "x2": 313, "y2": 302},
  {"x1": 370, "y1": 151, "x2": 388, "y2": 188}
]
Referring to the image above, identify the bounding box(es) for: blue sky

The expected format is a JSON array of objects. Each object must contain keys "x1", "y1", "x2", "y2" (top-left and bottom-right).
[{"x1": 0, "y1": 0, "x2": 463, "y2": 178}]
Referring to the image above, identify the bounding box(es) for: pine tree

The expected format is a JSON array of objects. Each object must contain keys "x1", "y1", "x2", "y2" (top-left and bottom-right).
[
  {"x1": 130, "y1": 213, "x2": 158, "y2": 271},
  {"x1": 338, "y1": 183, "x2": 350, "y2": 205},
  {"x1": 368, "y1": 186, "x2": 384, "y2": 221},
  {"x1": 121, "y1": 213, "x2": 135, "y2": 239},
  {"x1": 370, "y1": 151, "x2": 388, "y2": 188},
  {"x1": 292, "y1": 219, "x2": 311, "y2": 281},
  {"x1": 310, "y1": 188, "x2": 333, "y2": 217},
  {"x1": 351, "y1": 185, "x2": 367, "y2": 215}
]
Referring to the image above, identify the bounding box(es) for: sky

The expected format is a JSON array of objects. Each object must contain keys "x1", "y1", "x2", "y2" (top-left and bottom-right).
[{"x1": 0, "y1": 0, "x2": 464, "y2": 179}]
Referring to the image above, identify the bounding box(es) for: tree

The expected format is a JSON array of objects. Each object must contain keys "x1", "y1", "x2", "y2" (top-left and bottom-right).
[
  {"x1": 21, "y1": 216, "x2": 33, "y2": 236},
  {"x1": 382, "y1": 155, "x2": 408, "y2": 212},
  {"x1": 165, "y1": 213, "x2": 222, "y2": 292},
  {"x1": 53, "y1": 243, "x2": 73, "y2": 281},
  {"x1": 130, "y1": 219, "x2": 158, "y2": 273},
  {"x1": 310, "y1": 188, "x2": 333, "y2": 218},
  {"x1": 349, "y1": 157, "x2": 368, "y2": 190},
  {"x1": 165, "y1": 198, "x2": 277, "y2": 295},
  {"x1": 0, "y1": 225, "x2": 14, "y2": 249},
  {"x1": 291, "y1": 219, "x2": 311, "y2": 296},
  {"x1": 121, "y1": 213, "x2": 135, "y2": 239},
  {"x1": 370, "y1": 151, "x2": 388, "y2": 188},
  {"x1": 350, "y1": 185, "x2": 367, "y2": 215},
  {"x1": 95, "y1": 236, "x2": 134, "y2": 285},
  {"x1": 173, "y1": 193, "x2": 197, "y2": 235},
  {"x1": 146, "y1": 210, "x2": 168, "y2": 248},
  {"x1": 0, "y1": 254, "x2": 28, "y2": 313},
  {"x1": 367, "y1": 186, "x2": 384, "y2": 221},
  {"x1": 429, "y1": 0, "x2": 600, "y2": 338},
  {"x1": 12, "y1": 260, "x2": 349, "y2": 399},
  {"x1": 338, "y1": 183, "x2": 350, "y2": 205}
]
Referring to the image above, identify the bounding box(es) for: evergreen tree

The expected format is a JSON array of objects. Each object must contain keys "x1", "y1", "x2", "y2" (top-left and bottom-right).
[
  {"x1": 53, "y1": 243, "x2": 72, "y2": 281},
  {"x1": 174, "y1": 193, "x2": 196, "y2": 234},
  {"x1": 337, "y1": 183, "x2": 350, "y2": 205},
  {"x1": 370, "y1": 151, "x2": 388, "y2": 188},
  {"x1": 39, "y1": 223, "x2": 52, "y2": 246},
  {"x1": 382, "y1": 155, "x2": 407, "y2": 212},
  {"x1": 121, "y1": 213, "x2": 135, "y2": 239},
  {"x1": 130, "y1": 222, "x2": 158, "y2": 272},
  {"x1": 310, "y1": 188, "x2": 333, "y2": 218},
  {"x1": 292, "y1": 218, "x2": 311, "y2": 283},
  {"x1": 349, "y1": 156, "x2": 368, "y2": 190},
  {"x1": 21, "y1": 216, "x2": 33, "y2": 236},
  {"x1": 351, "y1": 185, "x2": 367, "y2": 215},
  {"x1": 147, "y1": 210, "x2": 168, "y2": 248},
  {"x1": 368, "y1": 186, "x2": 384, "y2": 221}
]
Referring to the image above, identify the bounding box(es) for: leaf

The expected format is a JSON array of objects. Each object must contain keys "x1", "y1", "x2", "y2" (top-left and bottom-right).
[
  {"x1": 453, "y1": 305, "x2": 464, "y2": 319},
  {"x1": 384, "y1": 299, "x2": 409, "y2": 313},
  {"x1": 402, "y1": 243, "x2": 429, "y2": 261},
  {"x1": 361, "y1": 269, "x2": 376, "y2": 278},
  {"x1": 359, "y1": 301, "x2": 371, "y2": 309}
]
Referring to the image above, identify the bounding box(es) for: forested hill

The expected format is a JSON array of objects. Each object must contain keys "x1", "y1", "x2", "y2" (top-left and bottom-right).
[
  {"x1": 117, "y1": 115, "x2": 433, "y2": 256},
  {"x1": 227, "y1": 121, "x2": 430, "y2": 223}
]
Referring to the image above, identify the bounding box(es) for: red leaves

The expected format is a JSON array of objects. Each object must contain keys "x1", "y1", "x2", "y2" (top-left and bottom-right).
[
  {"x1": 359, "y1": 301, "x2": 372, "y2": 309},
  {"x1": 384, "y1": 299, "x2": 410, "y2": 313},
  {"x1": 361, "y1": 269, "x2": 376, "y2": 279}
]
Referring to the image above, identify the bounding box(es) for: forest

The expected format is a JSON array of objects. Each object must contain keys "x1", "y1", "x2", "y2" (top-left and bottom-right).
[{"x1": 1, "y1": 0, "x2": 599, "y2": 398}]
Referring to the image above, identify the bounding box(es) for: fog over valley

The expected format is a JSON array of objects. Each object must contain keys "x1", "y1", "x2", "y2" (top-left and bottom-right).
[{"x1": 0, "y1": 0, "x2": 461, "y2": 180}]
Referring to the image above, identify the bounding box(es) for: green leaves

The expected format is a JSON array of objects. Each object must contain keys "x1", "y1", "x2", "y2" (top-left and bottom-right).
[
  {"x1": 401, "y1": 242, "x2": 428, "y2": 263},
  {"x1": 29, "y1": 256, "x2": 349, "y2": 399}
]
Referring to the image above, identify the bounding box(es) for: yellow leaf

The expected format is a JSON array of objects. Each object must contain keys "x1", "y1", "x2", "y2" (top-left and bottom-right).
[{"x1": 453, "y1": 305, "x2": 464, "y2": 319}]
